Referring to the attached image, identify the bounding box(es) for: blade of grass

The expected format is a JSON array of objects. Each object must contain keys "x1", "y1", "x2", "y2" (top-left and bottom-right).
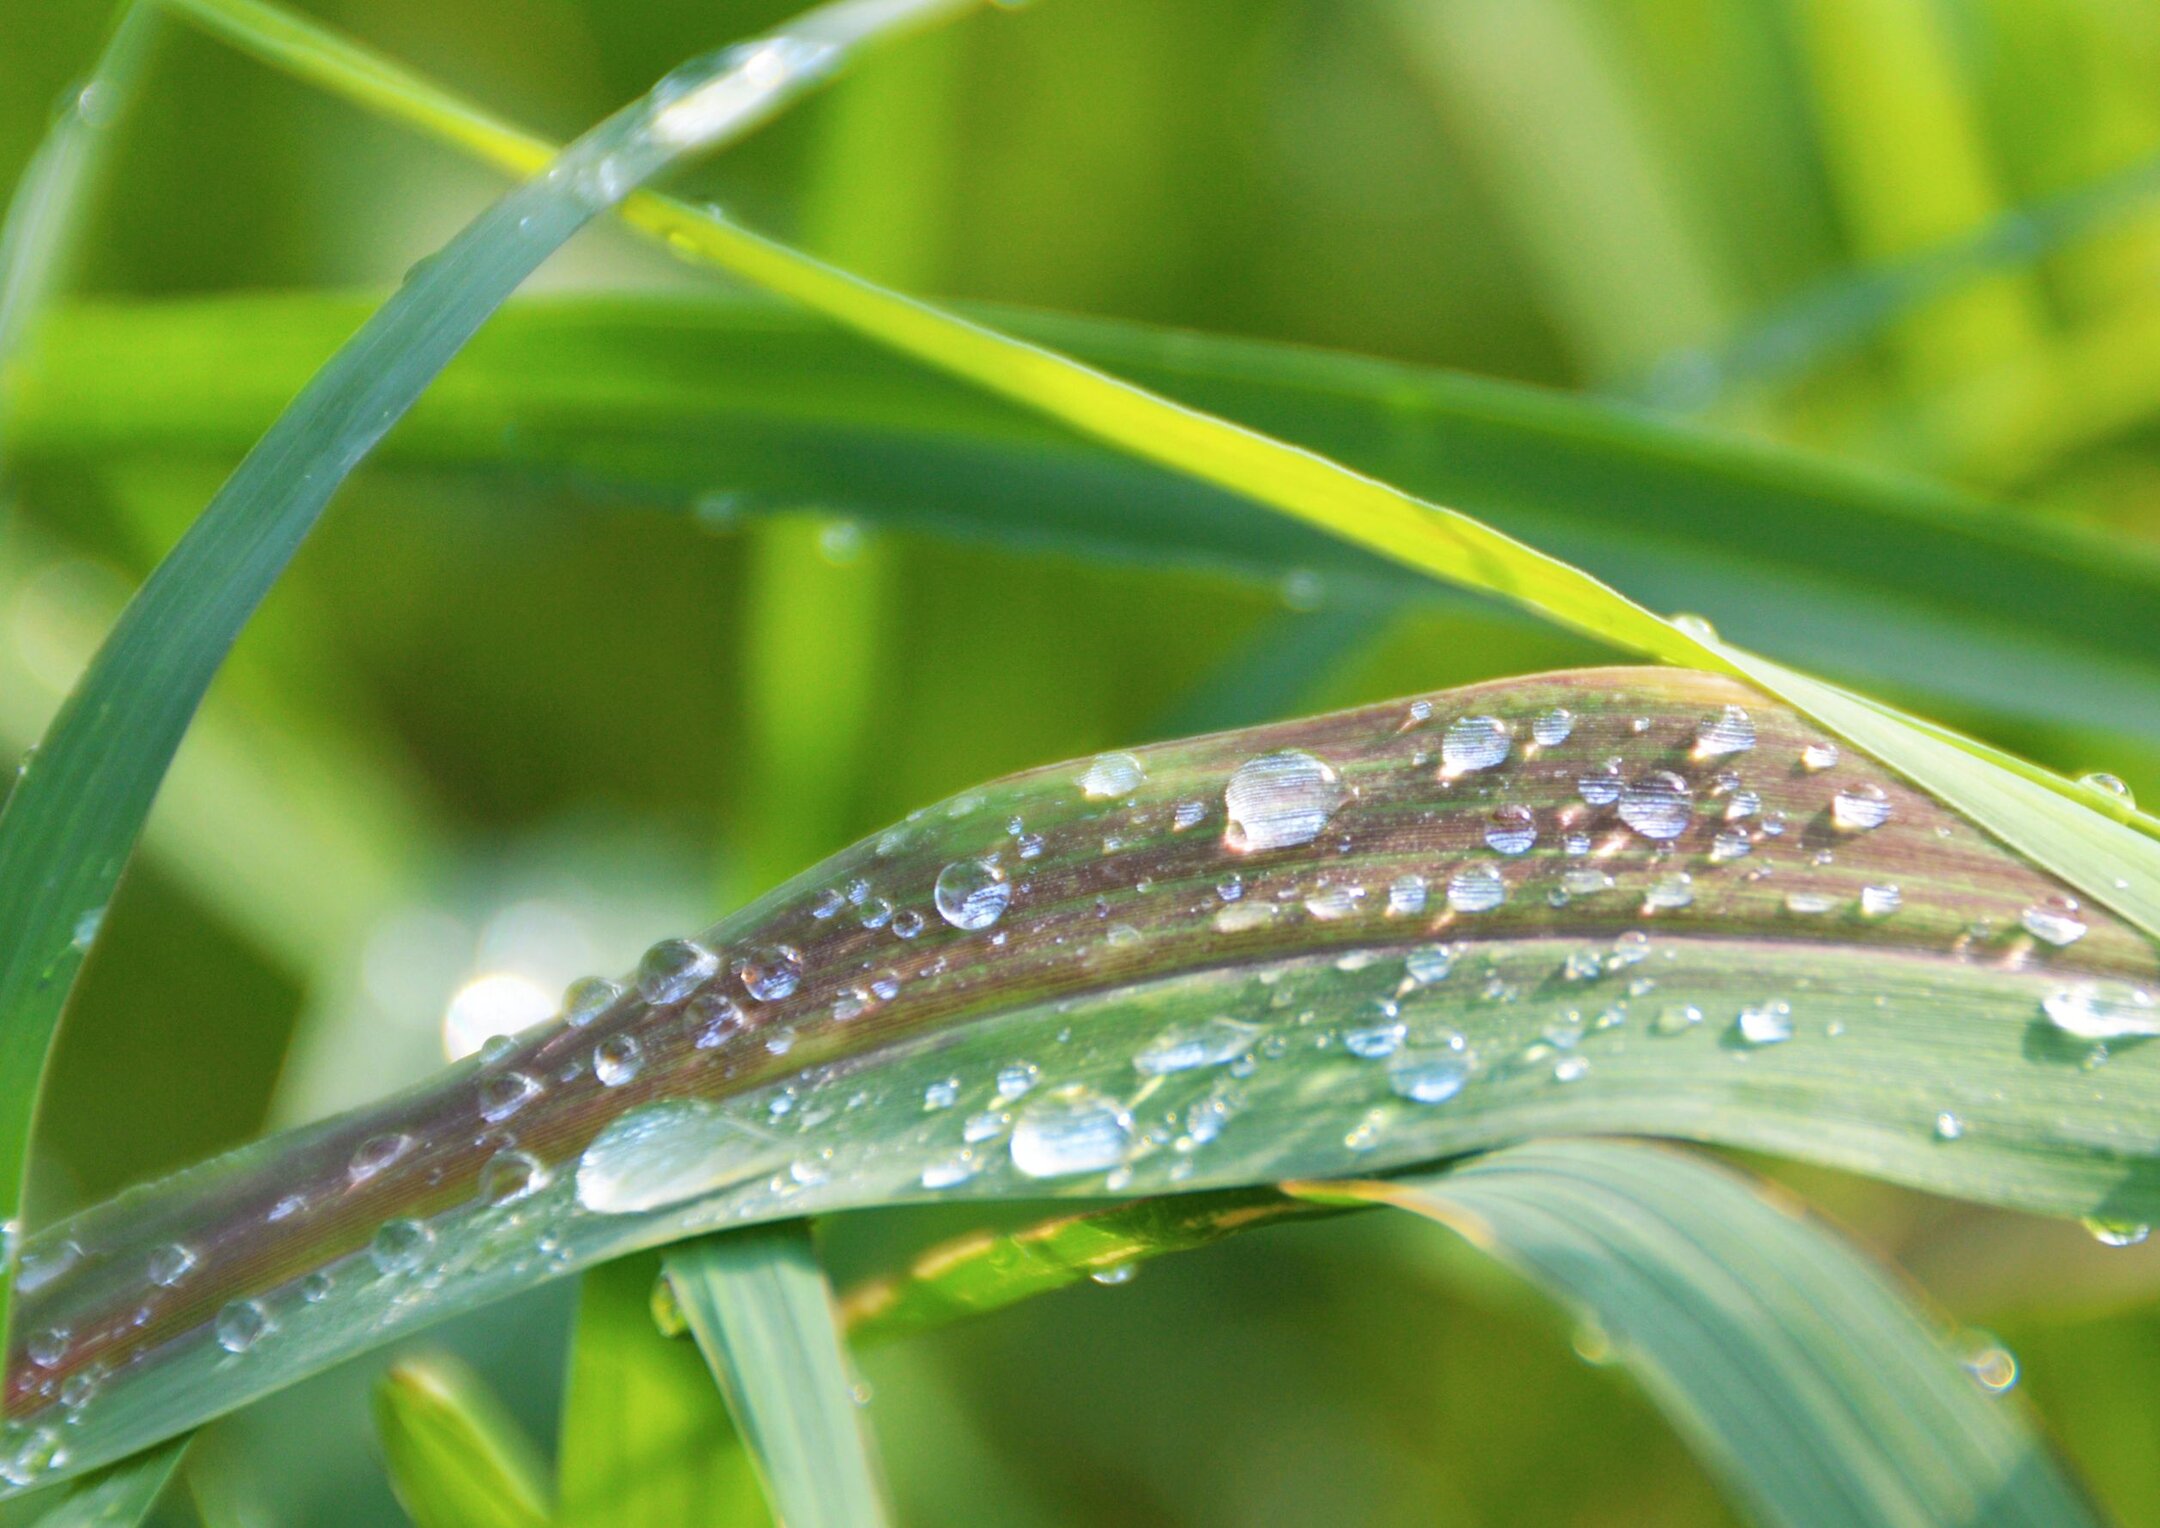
[
  {"x1": 665, "y1": 1225, "x2": 888, "y2": 1528},
  {"x1": 373, "y1": 1355, "x2": 551, "y2": 1528},
  {"x1": 17, "y1": 667, "x2": 2160, "y2": 1486},
  {"x1": 0, "y1": 0, "x2": 983, "y2": 1376},
  {"x1": 558, "y1": 1254, "x2": 767, "y2": 1528},
  {"x1": 1288, "y1": 1139, "x2": 2104, "y2": 1528},
  {"x1": 148, "y1": 0, "x2": 2160, "y2": 952},
  {"x1": 21, "y1": 1441, "x2": 186, "y2": 1528}
]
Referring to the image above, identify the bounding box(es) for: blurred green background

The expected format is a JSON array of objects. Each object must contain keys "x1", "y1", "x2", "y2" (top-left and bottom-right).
[{"x1": 8, "y1": 0, "x2": 2160, "y2": 1521}]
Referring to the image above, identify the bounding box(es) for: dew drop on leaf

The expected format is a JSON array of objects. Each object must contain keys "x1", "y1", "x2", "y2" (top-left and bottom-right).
[
  {"x1": 1010, "y1": 1086, "x2": 1132, "y2": 1179},
  {"x1": 1440, "y1": 716, "x2": 1510, "y2": 775},
  {"x1": 1223, "y1": 749, "x2": 1345, "y2": 854},
  {"x1": 934, "y1": 858, "x2": 1011, "y2": 931},
  {"x1": 1077, "y1": 752, "x2": 1145, "y2": 800}
]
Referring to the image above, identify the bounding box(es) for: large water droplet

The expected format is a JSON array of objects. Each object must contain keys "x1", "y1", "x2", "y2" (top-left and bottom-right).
[
  {"x1": 2078, "y1": 772, "x2": 2135, "y2": 807},
  {"x1": 1441, "y1": 716, "x2": 1511, "y2": 775},
  {"x1": 1485, "y1": 805, "x2": 1537, "y2": 856},
  {"x1": 147, "y1": 1243, "x2": 196, "y2": 1288},
  {"x1": 1735, "y1": 1002, "x2": 1793, "y2": 1046},
  {"x1": 736, "y1": 944, "x2": 805, "y2": 1001},
  {"x1": 1223, "y1": 749, "x2": 1345, "y2": 853},
  {"x1": 636, "y1": 939, "x2": 719, "y2": 1005},
  {"x1": 1618, "y1": 772, "x2": 1693, "y2": 840},
  {"x1": 563, "y1": 977, "x2": 622, "y2": 1029},
  {"x1": 1010, "y1": 1086, "x2": 1132, "y2": 1178},
  {"x1": 1134, "y1": 1017, "x2": 1261, "y2": 1075},
  {"x1": 1694, "y1": 706, "x2": 1755, "y2": 758},
  {"x1": 2022, "y1": 897, "x2": 2088, "y2": 947},
  {"x1": 1831, "y1": 784, "x2": 1892, "y2": 833},
  {"x1": 575, "y1": 1100, "x2": 788, "y2": 1214},
  {"x1": 1078, "y1": 752, "x2": 1146, "y2": 800},
  {"x1": 215, "y1": 1299, "x2": 273, "y2": 1354},
  {"x1": 594, "y1": 1034, "x2": 644, "y2": 1087},
  {"x1": 1447, "y1": 863, "x2": 1507, "y2": 913},
  {"x1": 2042, "y1": 982, "x2": 2158, "y2": 1040},
  {"x1": 935, "y1": 858, "x2": 1011, "y2": 931}
]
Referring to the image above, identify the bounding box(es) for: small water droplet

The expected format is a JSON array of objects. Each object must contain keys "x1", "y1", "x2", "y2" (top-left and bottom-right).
[
  {"x1": 1090, "y1": 1263, "x2": 1137, "y2": 1286},
  {"x1": 1223, "y1": 749, "x2": 1346, "y2": 853},
  {"x1": 736, "y1": 944, "x2": 805, "y2": 1001},
  {"x1": 1831, "y1": 784, "x2": 1892, "y2": 833},
  {"x1": 1484, "y1": 805, "x2": 1537, "y2": 856},
  {"x1": 1784, "y1": 891, "x2": 1837, "y2": 916},
  {"x1": 1694, "y1": 706, "x2": 1755, "y2": 759},
  {"x1": 1389, "y1": 1048, "x2": 1471, "y2": 1104},
  {"x1": 2084, "y1": 1217, "x2": 2151, "y2": 1248},
  {"x1": 147, "y1": 1243, "x2": 196, "y2": 1287},
  {"x1": 636, "y1": 939, "x2": 719, "y2": 1004},
  {"x1": 1441, "y1": 716, "x2": 1511, "y2": 775},
  {"x1": 1643, "y1": 872, "x2": 1693, "y2": 911},
  {"x1": 215, "y1": 1299, "x2": 273, "y2": 1354},
  {"x1": 1653, "y1": 1004, "x2": 1702, "y2": 1036},
  {"x1": 1934, "y1": 1112, "x2": 1964, "y2": 1141},
  {"x1": 2078, "y1": 771, "x2": 2135, "y2": 805},
  {"x1": 1173, "y1": 799, "x2": 1208, "y2": 831},
  {"x1": 1561, "y1": 867, "x2": 1616, "y2": 897},
  {"x1": 69, "y1": 909, "x2": 102, "y2": 952},
  {"x1": 1709, "y1": 829, "x2": 1752, "y2": 862},
  {"x1": 349, "y1": 1133, "x2": 413, "y2": 1185},
  {"x1": 1577, "y1": 763, "x2": 1623, "y2": 806},
  {"x1": 1344, "y1": 1012, "x2": 1408, "y2": 1059},
  {"x1": 26, "y1": 1328, "x2": 68, "y2": 1369},
  {"x1": 478, "y1": 1071, "x2": 540, "y2": 1124},
  {"x1": 1532, "y1": 708, "x2": 1574, "y2": 747},
  {"x1": 682, "y1": 991, "x2": 746, "y2": 1048},
  {"x1": 1447, "y1": 863, "x2": 1507, "y2": 912},
  {"x1": 1860, "y1": 884, "x2": 1902, "y2": 919},
  {"x1": 2022, "y1": 896, "x2": 2088, "y2": 947},
  {"x1": 564, "y1": 977, "x2": 622, "y2": 1029},
  {"x1": 1078, "y1": 752, "x2": 1146, "y2": 800},
  {"x1": 1553, "y1": 1055, "x2": 1590, "y2": 1083},
  {"x1": 371, "y1": 1219, "x2": 434, "y2": 1276},
  {"x1": 1735, "y1": 1002, "x2": 1793, "y2": 1045},
  {"x1": 923, "y1": 1077, "x2": 961, "y2": 1111},
  {"x1": 1386, "y1": 874, "x2": 1428, "y2": 916},
  {"x1": 1724, "y1": 789, "x2": 1760, "y2": 821},
  {"x1": 594, "y1": 1034, "x2": 644, "y2": 1087},
  {"x1": 479, "y1": 1148, "x2": 547, "y2": 1206},
  {"x1": 996, "y1": 1061, "x2": 1041, "y2": 1100},
  {"x1": 1010, "y1": 1086, "x2": 1132, "y2": 1178},
  {"x1": 1404, "y1": 943, "x2": 1458, "y2": 985},
  {"x1": 1800, "y1": 741, "x2": 1840, "y2": 772}
]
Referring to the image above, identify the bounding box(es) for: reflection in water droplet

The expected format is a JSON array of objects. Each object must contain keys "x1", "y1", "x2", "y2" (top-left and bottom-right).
[
  {"x1": 147, "y1": 1243, "x2": 196, "y2": 1288},
  {"x1": 2042, "y1": 982, "x2": 2159, "y2": 1040},
  {"x1": 1447, "y1": 863, "x2": 1506, "y2": 913},
  {"x1": 1578, "y1": 765, "x2": 1622, "y2": 806},
  {"x1": 2084, "y1": 1217, "x2": 2151, "y2": 1248},
  {"x1": 636, "y1": 939, "x2": 718, "y2": 1005},
  {"x1": 1860, "y1": 884, "x2": 1902, "y2": 919},
  {"x1": 349, "y1": 1133, "x2": 413, "y2": 1185},
  {"x1": 935, "y1": 859, "x2": 1011, "y2": 931},
  {"x1": 1485, "y1": 805, "x2": 1537, "y2": 856},
  {"x1": 1389, "y1": 1050, "x2": 1470, "y2": 1104},
  {"x1": 1010, "y1": 1086, "x2": 1132, "y2": 1178},
  {"x1": 1386, "y1": 874, "x2": 1428, "y2": 917},
  {"x1": 1800, "y1": 741, "x2": 1840, "y2": 772},
  {"x1": 371, "y1": 1219, "x2": 434, "y2": 1276},
  {"x1": 1223, "y1": 749, "x2": 1345, "y2": 854},
  {"x1": 479, "y1": 1149, "x2": 547, "y2": 1206},
  {"x1": 1532, "y1": 708, "x2": 1574, "y2": 747},
  {"x1": 478, "y1": 1071, "x2": 540, "y2": 1124},
  {"x1": 1642, "y1": 873, "x2": 1693, "y2": 911},
  {"x1": 564, "y1": 977, "x2": 623, "y2": 1029},
  {"x1": 215, "y1": 1300, "x2": 273, "y2": 1354},
  {"x1": 1618, "y1": 772, "x2": 1692, "y2": 840},
  {"x1": 1441, "y1": 716, "x2": 1510, "y2": 775},
  {"x1": 2078, "y1": 772, "x2": 2135, "y2": 807},
  {"x1": 1405, "y1": 944, "x2": 1457, "y2": 985},
  {"x1": 736, "y1": 944, "x2": 805, "y2": 1001},
  {"x1": 1934, "y1": 1112, "x2": 1964, "y2": 1141},
  {"x1": 2021, "y1": 897, "x2": 2087, "y2": 947},
  {"x1": 1078, "y1": 752, "x2": 1146, "y2": 800},
  {"x1": 1694, "y1": 706, "x2": 1755, "y2": 758},
  {"x1": 594, "y1": 1034, "x2": 644, "y2": 1087},
  {"x1": 1831, "y1": 784, "x2": 1892, "y2": 832},
  {"x1": 1735, "y1": 1003, "x2": 1793, "y2": 1046}
]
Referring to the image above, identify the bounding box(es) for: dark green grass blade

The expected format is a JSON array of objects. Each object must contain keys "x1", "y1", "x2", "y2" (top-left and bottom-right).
[
  {"x1": 0, "y1": 0, "x2": 978, "y2": 1370},
  {"x1": 1294, "y1": 1140, "x2": 2105, "y2": 1528},
  {"x1": 666, "y1": 1226, "x2": 887, "y2": 1528},
  {"x1": 558, "y1": 1254, "x2": 766, "y2": 1528},
  {"x1": 373, "y1": 1355, "x2": 551, "y2": 1528},
  {"x1": 14, "y1": 289, "x2": 2160, "y2": 740},
  {"x1": 11, "y1": 667, "x2": 2160, "y2": 1489}
]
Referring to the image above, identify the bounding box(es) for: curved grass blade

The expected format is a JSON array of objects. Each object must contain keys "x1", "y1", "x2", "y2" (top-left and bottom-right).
[
  {"x1": 142, "y1": 0, "x2": 2160, "y2": 956},
  {"x1": 558, "y1": 1253, "x2": 766, "y2": 1528},
  {"x1": 665, "y1": 1225, "x2": 887, "y2": 1528},
  {"x1": 25, "y1": 292, "x2": 2160, "y2": 740},
  {"x1": 14, "y1": 1441, "x2": 184, "y2": 1527},
  {"x1": 11, "y1": 667, "x2": 2160, "y2": 1489},
  {"x1": 1289, "y1": 1140, "x2": 2105, "y2": 1528},
  {"x1": 373, "y1": 1355, "x2": 550, "y2": 1528},
  {"x1": 0, "y1": 0, "x2": 981, "y2": 1374}
]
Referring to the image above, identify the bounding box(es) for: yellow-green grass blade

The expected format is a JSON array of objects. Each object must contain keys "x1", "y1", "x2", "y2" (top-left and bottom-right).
[
  {"x1": 666, "y1": 1226, "x2": 887, "y2": 1528},
  {"x1": 12, "y1": 668, "x2": 2160, "y2": 1489},
  {"x1": 20, "y1": 290, "x2": 2160, "y2": 745},
  {"x1": 0, "y1": 0, "x2": 983, "y2": 1376},
  {"x1": 1291, "y1": 1140, "x2": 2104, "y2": 1528},
  {"x1": 558, "y1": 1254, "x2": 766, "y2": 1528},
  {"x1": 148, "y1": 0, "x2": 2160, "y2": 958},
  {"x1": 373, "y1": 1354, "x2": 551, "y2": 1528}
]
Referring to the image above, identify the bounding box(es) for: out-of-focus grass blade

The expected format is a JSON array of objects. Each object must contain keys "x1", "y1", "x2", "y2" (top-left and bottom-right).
[
  {"x1": 0, "y1": 0, "x2": 982, "y2": 1373},
  {"x1": 838, "y1": 1190, "x2": 1334, "y2": 1345},
  {"x1": 1289, "y1": 1140, "x2": 2105, "y2": 1528},
  {"x1": 372, "y1": 1355, "x2": 550, "y2": 1528},
  {"x1": 558, "y1": 1254, "x2": 766, "y2": 1528},
  {"x1": 19, "y1": 1441, "x2": 185, "y2": 1528},
  {"x1": 145, "y1": 0, "x2": 2160, "y2": 956},
  {"x1": 17, "y1": 667, "x2": 2160, "y2": 1487},
  {"x1": 665, "y1": 1226, "x2": 888, "y2": 1528},
  {"x1": 18, "y1": 289, "x2": 2160, "y2": 742}
]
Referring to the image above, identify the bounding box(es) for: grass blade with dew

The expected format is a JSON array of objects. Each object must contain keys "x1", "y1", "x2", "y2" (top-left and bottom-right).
[
  {"x1": 14, "y1": 667, "x2": 2160, "y2": 1488},
  {"x1": 18, "y1": 1440, "x2": 186, "y2": 1528},
  {"x1": 558, "y1": 1253, "x2": 767, "y2": 1528},
  {"x1": 146, "y1": 0, "x2": 2160, "y2": 951},
  {"x1": 373, "y1": 1355, "x2": 551, "y2": 1528},
  {"x1": 665, "y1": 1224, "x2": 888, "y2": 1528},
  {"x1": 27, "y1": 291, "x2": 2160, "y2": 742},
  {"x1": 0, "y1": 0, "x2": 985, "y2": 1430},
  {"x1": 1288, "y1": 1140, "x2": 2105, "y2": 1528}
]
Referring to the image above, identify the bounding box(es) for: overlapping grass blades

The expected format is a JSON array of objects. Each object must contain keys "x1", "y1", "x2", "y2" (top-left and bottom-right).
[
  {"x1": 0, "y1": 0, "x2": 981, "y2": 1375},
  {"x1": 9, "y1": 668, "x2": 2158, "y2": 1489},
  {"x1": 1295, "y1": 1141, "x2": 2102, "y2": 1528}
]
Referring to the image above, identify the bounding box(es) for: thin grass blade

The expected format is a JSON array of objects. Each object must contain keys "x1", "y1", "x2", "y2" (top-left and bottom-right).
[
  {"x1": 20, "y1": 1441, "x2": 185, "y2": 1528},
  {"x1": 372, "y1": 1354, "x2": 551, "y2": 1528},
  {"x1": 665, "y1": 1225, "x2": 887, "y2": 1528},
  {"x1": 1289, "y1": 1140, "x2": 2105, "y2": 1528}
]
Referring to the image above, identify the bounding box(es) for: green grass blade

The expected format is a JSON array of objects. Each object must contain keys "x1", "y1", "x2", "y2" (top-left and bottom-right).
[
  {"x1": 14, "y1": 667, "x2": 2160, "y2": 1487},
  {"x1": 666, "y1": 1226, "x2": 888, "y2": 1528},
  {"x1": 373, "y1": 1355, "x2": 551, "y2": 1528},
  {"x1": 144, "y1": 0, "x2": 2160, "y2": 957},
  {"x1": 1291, "y1": 1140, "x2": 2104, "y2": 1528},
  {"x1": 558, "y1": 1254, "x2": 767, "y2": 1528},
  {"x1": 21, "y1": 1441, "x2": 185, "y2": 1528},
  {"x1": 19, "y1": 288, "x2": 2160, "y2": 743},
  {"x1": 0, "y1": 0, "x2": 982, "y2": 1376}
]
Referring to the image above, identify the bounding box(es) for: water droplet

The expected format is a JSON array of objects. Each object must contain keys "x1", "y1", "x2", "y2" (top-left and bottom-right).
[
  {"x1": 736, "y1": 944, "x2": 805, "y2": 1001},
  {"x1": 1800, "y1": 741, "x2": 1840, "y2": 772},
  {"x1": 1653, "y1": 1004, "x2": 1702, "y2": 1036},
  {"x1": 892, "y1": 910, "x2": 926, "y2": 939},
  {"x1": 2078, "y1": 772, "x2": 2135, "y2": 807},
  {"x1": 574, "y1": 1100, "x2": 789, "y2": 1214},
  {"x1": 595, "y1": 1034, "x2": 644, "y2": 1087},
  {"x1": 1618, "y1": 772, "x2": 1693, "y2": 840},
  {"x1": 1577, "y1": 763, "x2": 1623, "y2": 806},
  {"x1": 920, "y1": 1156, "x2": 978, "y2": 1190},
  {"x1": 371, "y1": 1219, "x2": 434, "y2": 1276},
  {"x1": 147, "y1": 1243, "x2": 196, "y2": 1287},
  {"x1": 1694, "y1": 706, "x2": 1755, "y2": 759},
  {"x1": 1078, "y1": 752, "x2": 1146, "y2": 800},
  {"x1": 1405, "y1": 943, "x2": 1458, "y2": 985},
  {"x1": 1010, "y1": 1086, "x2": 1132, "y2": 1178},
  {"x1": 1784, "y1": 891, "x2": 1837, "y2": 916},
  {"x1": 1344, "y1": 1011, "x2": 1407, "y2": 1058},
  {"x1": 2021, "y1": 897, "x2": 2088, "y2": 947},
  {"x1": 934, "y1": 858, "x2": 1012, "y2": 931},
  {"x1": 1532, "y1": 708, "x2": 1574, "y2": 747},
  {"x1": 1173, "y1": 799, "x2": 1208, "y2": 830},
  {"x1": 1090, "y1": 1263, "x2": 1137, "y2": 1287},
  {"x1": 1724, "y1": 789, "x2": 1760, "y2": 821},
  {"x1": 2042, "y1": 982, "x2": 2159, "y2": 1040},
  {"x1": 1553, "y1": 1055, "x2": 1590, "y2": 1083},
  {"x1": 682, "y1": 991, "x2": 745, "y2": 1049},
  {"x1": 1561, "y1": 867, "x2": 1616, "y2": 897},
  {"x1": 1831, "y1": 784, "x2": 1892, "y2": 833},
  {"x1": 1735, "y1": 1002, "x2": 1793, "y2": 1046},
  {"x1": 636, "y1": 939, "x2": 718, "y2": 1004},
  {"x1": 1223, "y1": 749, "x2": 1346, "y2": 853},
  {"x1": 2084, "y1": 1217, "x2": 2151, "y2": 1248},
  {"x1": 923, "y1": 1077, "x2": 961, "y2": 1111},
  {"x1": 1860, "y1": 884, "x2": 1902, "y2": 919},
  {"x1": 996, "y1": 1061, "x2": 1041, "y2": 1100},
  {"x1": 478, "y1": 1070, "x2": 540, "y2": 1124},
  {"x1": 1934, "y1": 1112, "x2": 1964, "y2": 1141},
  {"x1": 26, "y1": 1328, "x2": 68, "y2": 1369},
  {"x1": 1441, "y1": 716, "x2": 1511, "y2": 775},
  {"x1": 349, "y1": 1133, "x2": 413, "y2": 1185},
  {"x1": 1643, "y1": 872, "x2": 1693, "y2": 911},
  {"x1": 1447, "y1": 863, "x2": 1506, "y2": 913},
  {"x1": 69, "y1": 909, "x2": 102, "y2": 951},
  {"x1": 479, "y1": 1148, "x2": 546, "y2": 1206},
  {"x1": 1389, "y1": 1049, "x2": 1470, "y2": 1104},
  {"x1": 1135, "y1": 1018, "x2": 1262, "y2": 1075},
  {"x1": 1484, "y1": 805, "x2": 1537, "y2": 856},
  {"x1": 564, "y1": 977, "x2": 622, "y2": 1029},
  {"x1": 1386, "y1": 874, "x2": 1428, "y2": 916},
  {"x1": 1709, "y1": 829, "x2": 1752, "y2": 862},
  {"x1": 215, "y1": 1299, "x2": 273, "y2": 1354}
]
